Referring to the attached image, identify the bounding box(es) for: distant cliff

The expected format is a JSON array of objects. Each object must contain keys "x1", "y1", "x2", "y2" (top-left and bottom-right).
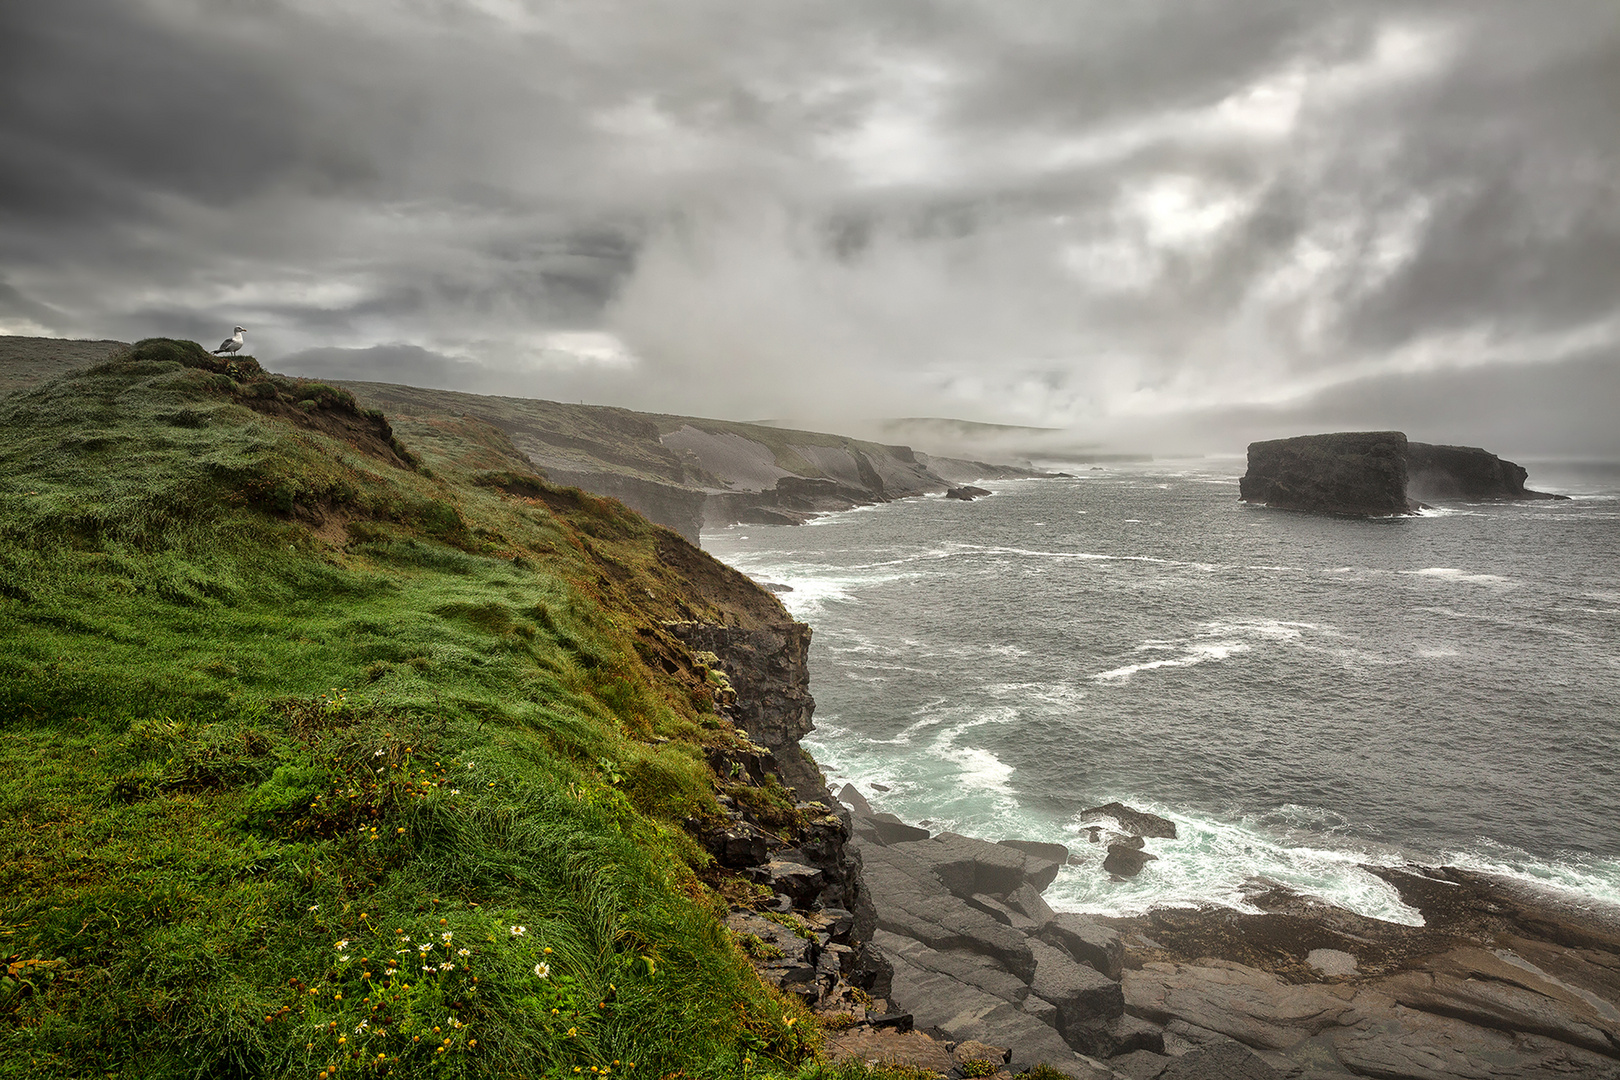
[{"x1": 1240, "y1": 431, "x2": 1566, "y2": 516}]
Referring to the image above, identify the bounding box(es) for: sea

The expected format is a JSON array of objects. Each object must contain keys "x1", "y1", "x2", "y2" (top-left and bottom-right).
[{"x1": 702, "y1": 458, "x2": 1620, "y2": 926}]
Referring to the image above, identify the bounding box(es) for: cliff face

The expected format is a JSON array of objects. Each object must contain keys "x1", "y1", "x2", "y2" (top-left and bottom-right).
[
  {"x1": 1406, "y1": 441, "x2": 1563, "y2": 502},
  {"x1": 1240, "y1": 432, "x2": 1567, "y2": 515},
  {"x1": 1239, "y1": 431, "x2": 1414, "y2": 516}
]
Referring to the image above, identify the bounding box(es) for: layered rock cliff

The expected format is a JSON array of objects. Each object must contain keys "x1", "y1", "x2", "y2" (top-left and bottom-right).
[{"x1": 1240, "y1": 431, "x2": 1566, "y2": 516}]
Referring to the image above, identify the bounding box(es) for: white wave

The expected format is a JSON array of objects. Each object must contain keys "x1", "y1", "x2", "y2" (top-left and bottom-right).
[
  {"x1": 1041, "y1": 803, "x2": 1425, "y2": 925},
  {"x1": 1092, "y1": 619, "x2": 1319, "y2": 683},
  {"x1": 1402, "y1": 567, "x2": 1516, "y2": 587}
]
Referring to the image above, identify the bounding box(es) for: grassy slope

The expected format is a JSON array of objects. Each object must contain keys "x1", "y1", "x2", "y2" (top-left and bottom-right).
[{"x1": 0, "y1": 341, "x2": 879, "y2": 1079}]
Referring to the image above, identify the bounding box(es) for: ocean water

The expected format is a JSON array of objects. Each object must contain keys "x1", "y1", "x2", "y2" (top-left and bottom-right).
[{"x1": 702, "y1": 458, "x2": 1620, "y2": 925}]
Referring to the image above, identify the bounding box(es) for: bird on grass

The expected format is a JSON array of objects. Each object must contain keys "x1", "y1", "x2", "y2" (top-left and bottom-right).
[{"x1": 213, "y1": 326, "x2": 247, "y2": 354}]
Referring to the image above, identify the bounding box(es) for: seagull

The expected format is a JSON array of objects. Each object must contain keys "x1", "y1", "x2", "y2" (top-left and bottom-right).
[{"x1": 213, "y1": 326, "x2": 247, "y2": 355}]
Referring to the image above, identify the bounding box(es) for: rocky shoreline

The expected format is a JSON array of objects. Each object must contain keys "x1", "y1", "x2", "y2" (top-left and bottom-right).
[{"x1": 659, "y1": 536, "x2": 1620, "y2": 1079}]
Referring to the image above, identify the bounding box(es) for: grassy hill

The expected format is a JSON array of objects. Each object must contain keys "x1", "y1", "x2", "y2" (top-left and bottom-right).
[{"x1": 0, "y1": 341, "x2": 884, "y2": 1079}]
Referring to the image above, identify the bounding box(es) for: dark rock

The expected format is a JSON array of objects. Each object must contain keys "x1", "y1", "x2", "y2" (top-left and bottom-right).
[
  {"x1": 876, "y1": 929, "x2": 1030, "y2": 1005},
  {"x1": 1062, "y1": 1014, "x2": 1165, "y2": 1059},
  {"x1": 1040, "y1": 913, "x2": 1124, "y2": 979},
  {"x1": 1407, "y1": 442, "x2": 1568, "y2": 502},
  {"x1": 859, "y1": 841, "x2": 1037, "y2": 980},
  {"x1": 713, "y1": 826, "x2": 771, "y2": 868},
  {"x1": 894, "y1": 832, "x2": 1031, "y2": 899},
  {"x1": 946, "y1": 485, "x2": 992, "y2": 500},
  {"x1": 837, "y1": 783, "x2": 873, "y2": 816},
  {"x1": 1238, "y1": 431, "x2": 1414, "y2": 516},
  {"x1": 760, "y1": 581, "x2": 794, "y2": 593},
  {"x1": 1157, "y1": 1041, "x2": 1281, "y2": 1080},
  {"x1": 1020, "y1": 994, "x2": 1058, "y2": 1027},
  {"x1": 1104, "y1": 844, "x2": 1158, "y2": 879},
  {"x1": 750, "y1": 856, "x2": 826, "y2": 903},
  {"x1": 1081, "y1": 802, "x2": 1178, "y2": 839},
  {"x1": 1110, "y1": 1049, "x2": 1171, "y2": 1080},
  {"x1": 998, "y1": 840, "x2": 1070, "y2": 890},
  {"x1": 868, "y1": 1012, "x2": 914, "y2": 1032},
  {"x1": 967, "y1": 893, "x2": 1037, "y2": 931},
  {"x1": 883, "y1": 941, "x2": 1114, "y2": 1077},
  {"x1": 1028, "y1": 938, "x2": 1126, "y2": 1041},
  {"x1": 854, "y1": 812, "x2": 932, "y2": 846},
  {"x1": 1000, "y1": 882, "x2": 1056, "y2": 929}
]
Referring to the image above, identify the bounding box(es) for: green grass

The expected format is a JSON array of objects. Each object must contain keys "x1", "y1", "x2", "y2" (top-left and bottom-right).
[{"x1": 0, "y1": 342, "x2": 814, "y2": 1078}]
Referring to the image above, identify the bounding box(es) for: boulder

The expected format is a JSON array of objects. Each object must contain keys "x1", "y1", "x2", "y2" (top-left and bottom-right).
[
  {"x1": 1104, "y1": 843, "x2": 1158, "y2": 879},
  {"x1": 967, "y1": 893, "x2": 1040, "y2": 932},
  {"x1": 1028, "y1": 938, "x2": 1126, "y2": 1042},
  {"x1": 748, "y1": 855, "x2": 826, "y2": 903},
  {"x1": 1039, "y1": 913, "x2": 1123, "y2": 980},
  {"x1": 998, "y1": 840, "x2": 1068, "y2": 891},
  {"x1": 1000, "y1": 882, "x2": 1056, "y2": 929},
  {"x1": 1081, "y1": 802, "x2": 1178, "y2": 839},
  {"x1": 837, "y1": 783, "x2": 873, "y2": 816},
  {"x1": 713, "y1": 825, "x2": 771, "y2": 868},
  {"x1": 946, "y1": 485, "x2": 992, "y2": 500},
  {"x1": 854, "y1": 811, "x2": 932, "y2": 846}
]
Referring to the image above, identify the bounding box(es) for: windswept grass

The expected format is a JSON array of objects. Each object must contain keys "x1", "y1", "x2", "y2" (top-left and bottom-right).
[{"x1": 0, "y1": 343, "x2": 812, "y2": 1078}]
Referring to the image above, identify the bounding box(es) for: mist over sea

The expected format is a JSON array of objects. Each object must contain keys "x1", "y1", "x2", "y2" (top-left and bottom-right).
[{"x1": 703, "y1": 458, "x2": 1620, "y2": 926}]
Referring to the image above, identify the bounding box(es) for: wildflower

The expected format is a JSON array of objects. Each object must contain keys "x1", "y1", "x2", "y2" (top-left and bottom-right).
[
  {"x1": 450, "y1": 788, "x2": 461, "y2": 795},
  {"x1": 457, "y1": 948, "x2": 469, "y2": 957},
  {"x1": 374, "y1": 749, "x2": 385, "y2": 757},
  {"x1": 441, "y1": 931, "x2": 453, "y2": 942},
  {"x1": 441, "y1": 963, "x2": 456, "y2": 972},
  {"x1": 467, "y1": 762, "x2": 475, "y2": 769},
  {"x1": 509, "y1": 925, "x2": 526, "y2": 936},
  {"x1": 334, "y1": 940, "x2": 350, "y2": 951},
  {"x1": 355, "y1": 1020, "x2": 369, "y2": 1034},
  {"x1": 308, "y1": 904, "x2": 319, "y2": 912},
  {"x1": 533, "y1": 962, "x2": 550, "y2": 978},
  {"x1": 419, "y1": 944, "x2": 432, "y2": 954},
  {"x1": 423, "y1": 965, "x2": 437, "y2": 973}
]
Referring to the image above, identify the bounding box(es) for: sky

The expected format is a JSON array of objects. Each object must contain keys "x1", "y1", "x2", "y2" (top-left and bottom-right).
[{"x1": 2, "y1": 0, "x2": 1617, "y2": 456}]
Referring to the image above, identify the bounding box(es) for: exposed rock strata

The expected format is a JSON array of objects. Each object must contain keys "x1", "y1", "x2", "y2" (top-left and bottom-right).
[{"x1": 1239, "y1": 431, "x2": 1567, "y2": 517}]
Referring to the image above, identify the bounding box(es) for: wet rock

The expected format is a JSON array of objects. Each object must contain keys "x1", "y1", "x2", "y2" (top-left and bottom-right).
[
  {"x1": 1039, "y1": 913, "x2": 1124, "y2": 980},
  {"x1": 1081, "y1": 802, "x2": 1178, "y2": 839},
  {"x1": 712, "y1": 825, "x2": 772, "y2": 868},
  {"x1": 946, "y1": 486, "x2": 992, "y2": 500},
  {"x1": 1103, "y1": 843, "x2": 1158, "y2": 879}
]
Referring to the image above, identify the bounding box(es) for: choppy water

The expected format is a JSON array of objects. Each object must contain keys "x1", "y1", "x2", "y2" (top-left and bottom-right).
[{"x1": 703, "y1": 458, "x2": 1620, "y2": 925}]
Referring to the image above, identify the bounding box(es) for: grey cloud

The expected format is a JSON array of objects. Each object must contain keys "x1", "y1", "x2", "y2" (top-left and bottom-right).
[{"x1": 0, "y1": 0, "x2": 1615, "y2": 454}]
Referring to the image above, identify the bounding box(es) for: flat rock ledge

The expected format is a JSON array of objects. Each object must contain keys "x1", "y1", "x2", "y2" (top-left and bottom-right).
[{"x1": 829, "y1": 793, "x2": 1620, "y2": 1080}]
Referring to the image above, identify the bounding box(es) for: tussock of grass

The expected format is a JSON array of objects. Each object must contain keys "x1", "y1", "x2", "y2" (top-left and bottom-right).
[{"x1": 0, "y1": 345, "x2": 811, "y2": 1078}]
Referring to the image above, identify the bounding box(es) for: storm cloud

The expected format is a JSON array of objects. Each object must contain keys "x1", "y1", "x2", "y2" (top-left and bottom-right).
[{"x1": 2, "y1": 0, "x2": 1616, "y2": 454}]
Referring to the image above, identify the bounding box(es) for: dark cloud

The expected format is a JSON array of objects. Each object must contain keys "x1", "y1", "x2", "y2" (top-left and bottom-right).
[{"x1": 0, "y1": 0, "x2": 1615, "y2": 454}]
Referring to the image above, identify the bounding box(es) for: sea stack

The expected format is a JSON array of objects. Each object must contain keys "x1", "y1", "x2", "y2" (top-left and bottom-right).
[{"x1": 1239, "y1": 431, "x2": 1565, "y2": 516}]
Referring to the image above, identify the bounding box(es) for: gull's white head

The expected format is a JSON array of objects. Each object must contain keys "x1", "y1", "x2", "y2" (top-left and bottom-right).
[{"x1": 234, "y1": 327, "x2": 246, "y2": 334}]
